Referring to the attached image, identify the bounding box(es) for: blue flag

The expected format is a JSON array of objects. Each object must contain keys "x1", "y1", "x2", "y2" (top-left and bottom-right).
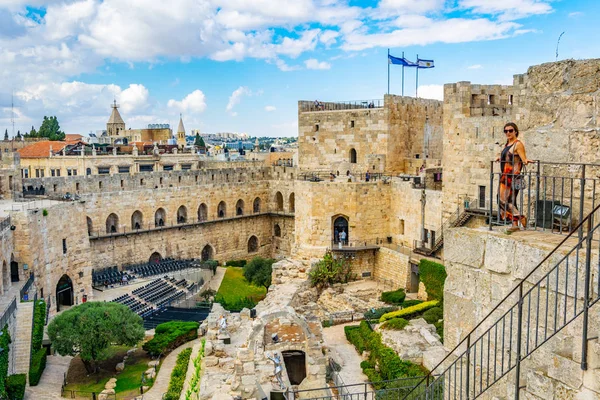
[
  {"x1": 388, "y1": 54, "x2": 417, "y2": 67},
  {"x1": 417, "y1": 58, "x2": 435, "y2": 68}
]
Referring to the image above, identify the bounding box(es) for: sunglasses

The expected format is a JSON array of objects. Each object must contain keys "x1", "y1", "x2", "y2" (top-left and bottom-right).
[{"x1": 504, "y1": 129, "x2": 515, "y2": 133}]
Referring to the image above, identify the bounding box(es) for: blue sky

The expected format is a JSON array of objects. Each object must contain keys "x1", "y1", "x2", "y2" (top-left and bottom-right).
[{"x1": 0, "y1": 0, "x2": 598, "y2": 137}]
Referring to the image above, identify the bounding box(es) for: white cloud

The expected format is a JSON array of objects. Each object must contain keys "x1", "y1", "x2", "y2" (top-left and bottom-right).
[
  {"x1": 418, "y1": 84, "x2": 443, "y2": 101},
  {"x1": 467, "y1": 64, "x2": 482, "y2": 69},
  {"x1": 568, "y1": 11, "x2": 583, "y2": 17},
  {"x1": 226, "y1": 86, "x2": 251, "y2": 115},
  {"x1": 265, "y1": 105, "x2": 276, "y2": 112},
  {"x1": 319, "y1": 30, "x2": 340, "y2": 47},
  {"x1": 120, "y1": 84, "x2": 150, "y2": 113},
  {"x1": 305, "y1": 58, "x2": 331, "y2": 70},
  {"x1": 459, "y1": 0, "x2": 553, "y2": 20},
  {"x1": 167, "y1": 90, "x2": 207, "y2": 113},
  {"x1": 274, "y1": 59, "x2": 301, "y2": 71},
  {"x1": 378, "y1": 0, "x2": 445, "y2": 14}
]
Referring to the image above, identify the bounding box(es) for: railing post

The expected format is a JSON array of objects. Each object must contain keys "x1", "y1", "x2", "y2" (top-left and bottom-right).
[
  {"x1": 465, "y1": 334, "x2": 471, "y2": 399},
  {"x1": 535, "y1": 161, "x2": 540, "y2": 230},
  {"x1": 364, "y1": 383, "x2": 367, "y2": 400},
  {"x1": 578, "y1": 164, "x2": 586, "y2": 242},
  {"x1": 514, "y1": 283, "x2": 524, "y2": 400},
  {"x1": 581, "y1": 217, "x2": 593, "y2": 370},
  {"x1": 489, "y1": 161, "x2": 494, "y2": 231}
]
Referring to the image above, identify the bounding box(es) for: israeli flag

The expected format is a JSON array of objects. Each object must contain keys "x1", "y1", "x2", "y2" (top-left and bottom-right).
[
  {"x1": 388, "y1": 54, "x2": 417, "y2": 67},
  {"x1": 417, "y1": 58, "x2": 435, "y2": 69}
]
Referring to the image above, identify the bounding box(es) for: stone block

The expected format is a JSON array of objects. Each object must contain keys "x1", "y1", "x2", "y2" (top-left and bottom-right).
[
  {"x1": 483, "y1": 234, "x2": 515, "y2": 274},
  {"x1": 115, "y1": 362, "x2": 125, "y2": 372},
  {"x1": 548, "y1": 354, "x2": 583, "y2": 389},
  {"x1": 526, "y1": 370, "x2": 554, "y2": 400},
  {"x1": 243, "y1": 362, "x2": 255, "y2": 374},
  {"x1": 583, "y1": 368, "x2": 600, "y2": 393},
  {"x1": 205, "y1": 356, "x2": 219, "y2": 367},
  {"x1": 241, "y1": 374, "x2": 256, "y2": 386}
]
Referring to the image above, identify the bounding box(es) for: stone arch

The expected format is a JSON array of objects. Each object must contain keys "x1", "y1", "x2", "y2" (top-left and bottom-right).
[
  {"x1": 333, "y1": 215, "x2": 349, "y2": 244},
  {"x1": 86, "y1": 216, "x2": 93, "y2": 235},
  {"x1": 149, "y1": 252, "x2": 162, "y2": 263},
  {"x1": 131, "y1": 210, "x2": 143, "y2": 230},
  {"x1": 248, "y1": 235, "x2": 259, "y2": 253},
  {"x1": 106, "y1": 213, "x2": 119, "y2": 234},
  {"x1": 56, "y1": 274, "x2": 74, "y2": 312},
  {"x1": 177, "y1": 205, "x2": 188, "y2": 224},
  {"x1": 201, "y1": 245, "x2": 214, "y2": 261},
  {"x1": 9, "y1": 254, "x2": 18, "y2": 283},
  {"x1": 236, "y1": 199, "x2": 245, "y2": 216},
  {"x1": 274, "y1": 224, "x2": 281, "y2": 237},
  {"x1": 289, "y1": 193, "x2": 295, "y2": 213},
  {"x1": 247, "y1": 309, "x2": 313, "y2": 352},
  {"x1": 253, "y1": 197, "x2": 261, "y2": 213},
  {"x1": 155, "y1": 208, "x2": 166, "y2": 227},
  {"x1": 217, "y1": 201, "x2": 226, "y2": 218},
  {"x1": 350, "y1": 148, "x2": 357, "y2": 163},
  {"x1": 198, "y1": 203, "x2": 208, "y2": 222},
  {"x1": 275, "y1": 192, "x2": 284, "y2": 211}
]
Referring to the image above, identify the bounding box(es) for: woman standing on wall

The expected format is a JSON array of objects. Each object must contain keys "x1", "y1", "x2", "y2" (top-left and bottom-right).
[{"x1": 496, "y1": 122, "x2": 531, "y2": 231}]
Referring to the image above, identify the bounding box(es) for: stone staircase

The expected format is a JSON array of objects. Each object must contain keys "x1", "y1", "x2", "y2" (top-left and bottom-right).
[{"x1": 14, "y1": 301, "x2": 34, "y2": 377}]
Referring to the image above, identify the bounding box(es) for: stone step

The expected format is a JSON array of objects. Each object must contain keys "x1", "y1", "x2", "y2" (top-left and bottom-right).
[{"x1": 14, "y1": 301, "x2": 35, "y2": 378}]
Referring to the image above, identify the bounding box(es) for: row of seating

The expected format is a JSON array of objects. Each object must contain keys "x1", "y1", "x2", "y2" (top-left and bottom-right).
[
  {"x1": 156, "y1": 290, "x2": 186, "y2": 308},
  {"x1": 93, "y1": 266, "x2": 135, "y2": 287},
  {"x1": 144, "y1": 285, "x2": 177, "y2": 304},
  {"x1": 133, "y1": 278, "x2": 165, "y2": 298},
  {"x1": 126, "y1": 259, "x2": 196, "y2": 278},
  {"x1": 112, "y1": 293, "x2": 153, "y2": 316}
]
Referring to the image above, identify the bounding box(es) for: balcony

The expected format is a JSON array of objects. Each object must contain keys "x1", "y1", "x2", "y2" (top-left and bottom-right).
[{"x1": 299, "y1": 99, "x2": 384, "y2": 113}]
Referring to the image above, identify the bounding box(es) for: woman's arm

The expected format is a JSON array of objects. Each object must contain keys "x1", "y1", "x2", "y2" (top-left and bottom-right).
[{"x1": 515, "y1": 142, "x2": 530, "y2": 165}]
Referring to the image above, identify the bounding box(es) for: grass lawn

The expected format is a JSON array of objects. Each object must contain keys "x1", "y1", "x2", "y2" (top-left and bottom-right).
[
  {"x1": 216, "y1": 267, "x2": 267, "y2": 303},
  {"x1": 64, "y1": 345, "x2": 161, "y2": 397}
]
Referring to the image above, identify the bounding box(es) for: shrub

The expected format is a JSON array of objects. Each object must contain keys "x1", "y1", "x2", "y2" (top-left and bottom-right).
[
  {"x1": 434, "y1": 321, "x2": 444, "y2": 343},
  {"x1": 321, "y1": 320, "x2": 332, "y2": 328},
  {"x1": 309, "y1": 250, "x2": 354, "y2": 291},
  {"x1": 6, "y1": 374, "x2": 26, "y2": 400},
  {"x1": 422, "y1": 307, "x2": 443, "y2": 324},
  {"x1": 344, "y1": 326, "x2": 366, "y2": 353},
  {"x1": 381, "y1": 318, "x2": 409, "y2": 330},
  {"x1": 31, "y1": 300, "x2": 46, "y2": 353},
  {"x1": 28, "y1": 349, "x2": 46, "y2": 386},
  {"x1": 418, "y1": 260, "x2": 447, "y2": 301},
  {"x1": 243, "y1": 257, "x2": 275, "y2": 289},
  {"x1": 225, "y1": 260, "x2": 246, "y2": 268},
  {"x1": 363, "y1": 306, "x2": 398, "y2": 321},
  {"x1": 164, "y1": 348, "x2": 192, "y2": 400},
  {"x1": 143, "y1": 321, "x2": 199, "y2": 357},
  {"x1": 380, "y1": 288, "x2": 406, "y2": 305},
  {"x1": 360, "y1": 360, "x2": 374, "y2": 370},
  {"x1": 0, "y1": 326, "x2": 11, "y2": 398},
  {"x1": 401, "y1": 299, "x2": 423, "y2": 308},
  {"x1": 379, "y1": 301, "x2": 439, "y2": 323},
  {"x1": 214, "y1": 294, "x2": 257, "y2": 312},
  {"x1": 42, "y1": 209, "x2": 48, "y2": 217}
]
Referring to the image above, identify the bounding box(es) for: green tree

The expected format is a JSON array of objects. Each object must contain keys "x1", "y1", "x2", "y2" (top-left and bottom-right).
[
  {"x1": 38, "y1": 116, "x2": 65, "y2": 141},
  {"x1": 3, "y1": 129, "x2": 7, "y2": 141},
  {"x1": 15, "y1": 131, "x2": 21, "y2": 141},
  {"x1": 243, "y1": 257, "x2": 275, "y2": 289},
  {"x1": 47, "y1": 302, "x2": 144, "y2": 374},
  {"x1": 193, "y1": 133, "x2": 206, "y2": 149},
  {"x1": 29, "y1": 125, "x2": 37, "y2": 138}
]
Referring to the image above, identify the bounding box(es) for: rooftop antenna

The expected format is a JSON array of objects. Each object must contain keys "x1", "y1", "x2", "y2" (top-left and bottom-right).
[
  {"x1": 555, "y1": 31, "x2": 565, "y2": 61},
  {"x1": 11, "y1": 91, "x2": 15, "y2": 138}
]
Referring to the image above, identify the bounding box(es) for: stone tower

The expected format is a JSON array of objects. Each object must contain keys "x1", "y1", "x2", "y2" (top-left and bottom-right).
[
  {"x1": 254, "y1": 137, "x2": 260, "y2": 152},
  {"x1": 177, "y1": 114, "x2": 186, "y2": 147},
  {"x1": 107, "y1": 100, "x2": 125, "y2": 137}
]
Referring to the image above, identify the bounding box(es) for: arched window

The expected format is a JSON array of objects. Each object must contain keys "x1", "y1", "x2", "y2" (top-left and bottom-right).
[
  {"x1": 218, "y1": 201, "x2": 227, "y2": 218},
  {"x1": 236, "y1": 199, "x2": 244, "y2": 216},
  {"x1": 350, "y1": 148, "x2": 357, "y2": 163},
  {"x1": 275, "y1": 192, "x2": 284, "y2": 211},
  {"x1": 86, "y1": 168, "x2": 92, "y2": 176},
  {"x1": 248, "y1": 236, "x2": 259, "y2": 253},
  {"x1": 201, "y1": 245, "x2": 214, "y2": 261},
  {"x1": 198, "y1": 203, "x2": 208, "y2": 222},
  {"x1": 333, "y1": 216, "x2": 349, "y2": 244},
  {"x1": 289, "y1": 193, "x2": 295, "y2": 213},
  {"x1": 86, "y1": 216, "x2": 93, "y2": 236},
  {"x1": 253, "y1": 197, "x2": 261, "y2": 213},
  {"x1": 155, "y1": 208, "x2": 166, "y2": 227},
  {"x1": 131, "y1": 210, "x2": 143, "y2": 230},
  {"x1": 106, "y1": 213, "x2": 119, "y2": 234},
  {"x1": 274, "y1": 224, "x2": 281, "y2": 237},
  {"x1": 177, "y1": 205, "x2": 187, "y2": 224}
]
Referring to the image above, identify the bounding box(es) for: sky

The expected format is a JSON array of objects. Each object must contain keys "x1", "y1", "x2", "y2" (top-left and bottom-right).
[{"x1": 0, "y1": 0, "x2": 598, "y2": 138}]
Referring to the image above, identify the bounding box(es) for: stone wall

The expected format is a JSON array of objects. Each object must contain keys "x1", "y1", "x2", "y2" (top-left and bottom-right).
[
  {"x1": 0, "y1": 151, "x2": 21, "y2": 200},
  {"x1": 0, "y1": 222, "x2": 14, "y2": 295},
  {"x1": 374, "y1": 247, "x2": 410, "y2": 288}
]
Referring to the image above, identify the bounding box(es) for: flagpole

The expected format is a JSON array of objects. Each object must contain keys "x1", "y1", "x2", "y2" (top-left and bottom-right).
[
  {"x1": 387, "y1": 49, "x2": 390, "y2": 95},
  {"x1": 401, "y1": 51, "x2": 405, "y2": 96},
  {"x1": 416, "y1": 54, "x2": 419, "y2": 98}
]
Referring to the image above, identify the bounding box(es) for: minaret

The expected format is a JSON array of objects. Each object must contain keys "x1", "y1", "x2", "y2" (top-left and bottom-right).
[
  {"x1": 107, "y1": 100, "x2": 125, "y2": 138},
  {"x1": 177, "y1": 114, "x2": 186, "y2": 147},
  {"x1": 254, "y1": 137, "x2": 260, "y2": 152}
]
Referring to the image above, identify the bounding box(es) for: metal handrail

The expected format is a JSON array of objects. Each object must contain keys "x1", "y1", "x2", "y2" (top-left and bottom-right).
[{"x1": 403, "y1": 202, "x2": 600, "y2": 399}]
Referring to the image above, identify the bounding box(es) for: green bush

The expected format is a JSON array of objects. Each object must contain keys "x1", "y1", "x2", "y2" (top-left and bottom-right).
[
  {"x1": 379, "y1": 301, "x2": 439, "y2": 322},
  {"x1": 0, "y1": 326, "x2": 11, "y2": 398},
  {"x1": 434, "y1": 321, "x2": 444, "y2": 343},
  {"x1": 28, "y1": 349, "x2": 46, "y2": 386},
  {"x1": 422, "y1": 307, "x2": 443, "y2": 324},
  {"x1": 381, "y1": 318, "x2": 409, "y2": 330},
  {"x1": 243, "y1": 257, "x2": 275, "y2": 289},
  {"x1": 380, "y1": 288, "x2": 406, "y2": 305},
  {"x1": 31, "y1": 300, "x2": 46, "y2": 353},
  {"x1": 359, "y1": 360, "x2": 374, "y2": 370},
  {"x1": 225, "y1": 260, "x2": 247, "y2": 268},
  {"x1": 164, "y1": 348, "x2": 192, "y2": 400},
  {"x1": 418, "y1": 260, "x2": 447, "y2": 301},
  {"x1": 143, "y1": 321, "x2": 199, "y2": 357},
  {"x1": 214, "y1": 294, "x2": 257, "y2": 312},
  {"x1": 344, "y1": 326, "x2": 366, "y2": 353},
  {"x1": 309, "y1": 250, "x2": 355, "y2": 290},
  {"x1": 321, "y1": 320, "x2": 332, "y2": 328},
  {"x1": 363, "y1": 306, "x2": 398, "y2": 321},
  {"x1": 401, "y1": 299, "x2": 423, "y2": 308},
  {"x1": 6, "y1": 374, "x2": 26, "y2": 400}
]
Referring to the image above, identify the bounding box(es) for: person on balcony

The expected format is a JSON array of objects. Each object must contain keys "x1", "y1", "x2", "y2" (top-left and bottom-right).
[{"x1": 496, "y1": 122, "x2": 531, "y2": 231}]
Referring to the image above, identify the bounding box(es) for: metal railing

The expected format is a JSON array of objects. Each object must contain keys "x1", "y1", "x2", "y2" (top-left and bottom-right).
[
  {"x1": 299, "y1": 99, "x2": 384, "y2": 112},
  {"x1": 0, "y1": 297, "x2": 17, "y2": 329},
  {"x1": 402, "y1": 203, "x2": 600, "y2": 399},
  {"x1": 290, "y1": 376, "x2": 425, "y2": 400},
  {"x1": 330, "y1": 240, "x2": 381, "y2": 251},
  {"x1": 414, "y1": 204, "x2": 471, "y2": 257},
  {"x1": 298, "y1": 171, "x2": 392, "y2": 183},
  {"x1": 20, "y1": 272, "x2": 34, "y2": 301}
]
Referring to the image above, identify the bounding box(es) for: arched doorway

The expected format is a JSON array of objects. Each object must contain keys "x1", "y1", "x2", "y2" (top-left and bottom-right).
[
  {"x1": 282, "y1": 350, "x2": 307, "y2": 385},
  {"x1": 198, "y1": 203, "x2": 208, "y2": 222},
  {"x1": 56, "y1": 274, "x2": 74, "y2": 312},
  {"x1": 274, "y1": 224, "x2": 281, "y2": 237},
  {"x1": 333, "y1": 216, "x2": 349, "y2": 244},
  {"x1": 248, "y1": 236, "x2": 258, "y2": 253},
  {"x1": 10, "y1": 254, "x2": 18, "y2": 282},
  {"x1": 236, "y1": 199, "x2": 244, "y2": 216},
  {"x1": 86, "y1": 216, "x2": 93, "y2": 236},
  {"x1": 253, "y1": 197, "x2": 261, "y2": 213},
  {"x1": 289, "y1": 193, "x2": 295, "y2": 213},
  {"x1": 201, "y1": 245, "x2": 214, "y2": 261},
  {"x1": 275, "y1": 192, "x2": 283, "y2": 211},
  {"x1": 149, "y1": 252, "x2": 162, "y2": 263},
  {"x1": 350, "y1": 148, "x2": 357, "y2": 163},
  {"x1": 177, "y1": 205, "x2": 187, "y2": 224},
  {"x1": 217, "y1": 201, "x2": 226, "y2": 218},
  {"x1": 131, "y1": 210, "x2": 143, "y2": 230},
  {"x1": 155, "y1": 208, "x2": 166, "y2": 227},
  {"x1": 106, "y1": 213, "x2": 119, "y2": 234}
]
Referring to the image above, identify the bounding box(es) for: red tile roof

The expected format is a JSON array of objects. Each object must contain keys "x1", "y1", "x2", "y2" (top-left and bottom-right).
[{"x1": 17, "y1": 140, "x2": 83, "y2": 158}]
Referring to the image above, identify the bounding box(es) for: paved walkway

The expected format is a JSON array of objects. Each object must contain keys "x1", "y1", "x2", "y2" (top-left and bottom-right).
[
  {"x1": 207, "y1": 267, "x2": 226, "y2": 292},
  {"x1": 139, "y1": 338, "x2": 201, "y2": 400},
  {"x1": 322, "y1": 323, "x2": 371, "y2": 395},
  {"x1": 24, "y1": 355, "x2": 72, "y2": 400}
]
